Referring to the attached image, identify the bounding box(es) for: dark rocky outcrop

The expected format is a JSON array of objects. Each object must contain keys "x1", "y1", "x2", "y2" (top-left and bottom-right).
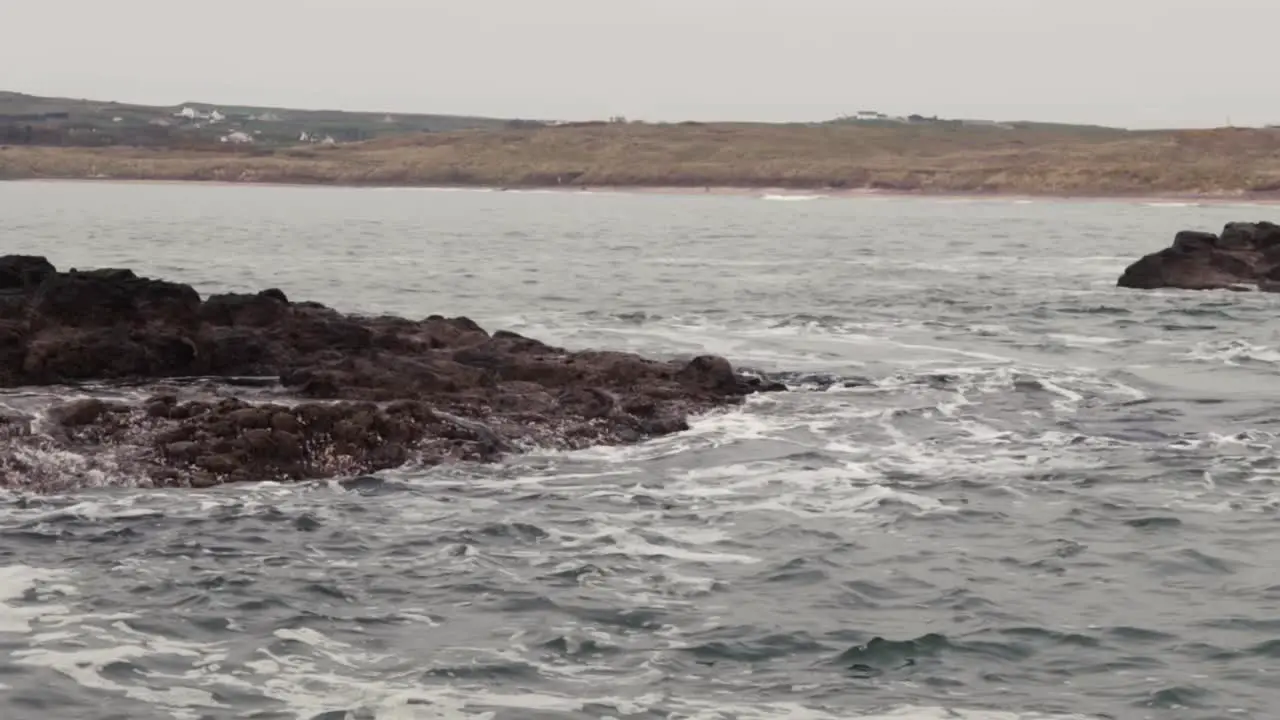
[
  {"x1": 1117, "y1": 221, "x2": 1280, "y2": 291},
  {"x1": 0, "y1": 256, "x2": 786, "y2": 490}
]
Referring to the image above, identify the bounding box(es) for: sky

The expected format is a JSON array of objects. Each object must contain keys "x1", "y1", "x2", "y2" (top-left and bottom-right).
[{"x1": 7, "y1": 0, "x2": 1280, "y2": 128}]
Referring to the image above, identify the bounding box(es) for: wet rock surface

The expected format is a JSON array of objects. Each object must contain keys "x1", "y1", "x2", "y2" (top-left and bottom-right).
[
  {"x1": 1117, "y1": 221, "x2": 1280, "y2": 291},
  {"x1": 0, "y1": 256, "x2": 786, "y2": 489}
]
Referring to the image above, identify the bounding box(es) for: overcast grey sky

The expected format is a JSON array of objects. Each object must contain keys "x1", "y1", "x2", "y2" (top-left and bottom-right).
[{"x1": 6, "y1": 0, "x2": 1278, "y2": 128}]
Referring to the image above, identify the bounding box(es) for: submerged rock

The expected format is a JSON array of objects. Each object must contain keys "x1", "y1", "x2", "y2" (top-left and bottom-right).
[
  {"x1": 0, "y1": 256, "x2": 787, "y2": 489},
  {"x1": 1118, "y1": 221, "x2": 1280, "y2": 291}
]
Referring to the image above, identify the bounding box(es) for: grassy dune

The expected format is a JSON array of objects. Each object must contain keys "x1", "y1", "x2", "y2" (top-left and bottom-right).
[{"x1": 5, "y1": 122, "x2": 1280, "y2": 197}]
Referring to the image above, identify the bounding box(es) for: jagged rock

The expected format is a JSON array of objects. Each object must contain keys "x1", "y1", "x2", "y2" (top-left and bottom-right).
[
  {"x1": 0, "y1": 408, "x2": 33, "y2": 439},
  {"x1": 84, "y1": 397, "x2": 454, "y2": 484},
  {"x1": 30, "y1": 268, "x2": 203, "y2": 329},
  {"x1": 48, "y1": 399, "x2": 128, "y2": 427},
  {"x1": 0, "y1": 256, "x2": 787, "y2": 488},
  {"x1": 0, "y1": 255, "x2": 57, "y2": 291},
  {"x1": 1118, "y1": 221, "x2": 1280, "y2": 291}
]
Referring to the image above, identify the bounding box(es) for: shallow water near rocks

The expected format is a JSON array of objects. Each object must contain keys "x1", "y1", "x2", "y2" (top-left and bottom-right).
[{"x1": 2, "y1": 181, "x2": 1279, "y2": 719}]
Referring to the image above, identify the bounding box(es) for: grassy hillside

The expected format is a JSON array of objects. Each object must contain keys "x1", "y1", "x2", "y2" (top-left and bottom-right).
[
  {"x1": 0, "y1": 91, "x2": 524, "y2": 147},
  {"x1": 4, "y1": 91, "x2": 1280, "y2": 196}
]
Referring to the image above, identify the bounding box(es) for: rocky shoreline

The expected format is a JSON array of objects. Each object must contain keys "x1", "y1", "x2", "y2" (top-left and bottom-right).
[
  {"x1": 1118, "y1": 221, "x2": 1280, "y2": 291},
  {"x1": 0, "y1": 256, "x2": 785, "y2": 490}
]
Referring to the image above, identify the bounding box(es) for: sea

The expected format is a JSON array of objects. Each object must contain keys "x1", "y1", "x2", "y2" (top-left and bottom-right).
[{"x1": 1, "y1": 181, "x2": 1278, "y2": 720}]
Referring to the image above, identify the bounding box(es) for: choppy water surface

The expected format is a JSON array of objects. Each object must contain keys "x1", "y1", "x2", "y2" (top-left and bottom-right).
[{"x1": 3, "y1": 182, "x2": 1280, "y2": 720}]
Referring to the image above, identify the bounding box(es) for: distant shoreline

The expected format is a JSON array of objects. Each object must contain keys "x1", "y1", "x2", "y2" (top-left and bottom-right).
[
  {"x1": 4, "y1": 120, "x2": 1280, "y2": 204},
  {"x1": 8, "y1": 175, "x2": 1280, "y2": 205}
]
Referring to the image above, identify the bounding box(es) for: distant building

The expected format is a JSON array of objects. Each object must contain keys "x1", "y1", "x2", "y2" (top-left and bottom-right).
[
  {"x1": 220, "y1": 131, "x2": 254, "y2": 144},
  {"x1": 299, "y1": 131, "x2": 338, "y2": 145},
  {"x1": 175, "y1": 106, "x2": 227, "y2": 123}
]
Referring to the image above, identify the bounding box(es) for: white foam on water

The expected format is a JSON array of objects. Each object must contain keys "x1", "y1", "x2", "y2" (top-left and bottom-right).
[
  {"x1": 13, "y1": 598, "x2": 1098, "y2": 719},
  {"x1": 600, "y1": 531, "x2": 761, "y2": 565},
  {"x1": 338, "y1": 688, "x2": 1097, "y2": 720},
  {"x1": 0, "y1": 565, "x2": 72, "y2": 634},
  {"x1": 406, "y1": 355, "x2": 1153, "y2": 540},
  {"x1": 0, "y1": 565, "x2": 224, "y2": 718},
  {"x1": 0, "y1": 375, "x2": 1156, "y2": 720},
  {"x1": 761, "y1": 194, "x2": 828, "y2": 201},
  {"x1": 969, "y1": 323, "x2": 1013, "y2": 337},
  {"x1": 1046, "y1": 333, "x2": 1122, "y2": 347},
  {"x1": 5, "y1": 498, "x2": 165, "y2": 526},
  {"x1": 1186, "y1": 339, "x2": 1280, "y2": 366},
  {"x1": 1036, "y1": 377, "x2": 1085, "y2": 411},
  {"x1": 1, "y1": 444, "x2": 136, "y2": 491},
  {"x1": 0, "y1": 558, "x2": 1115, "y2": 720},
  {"x1": 663, "y1": 461, "x2": 947, "y2": 522},
  {"x1": 17, "y1": 644, "x2": 222, "y2": 719},
  {"x1": 874, "y1": 339, "x2": 1019, "y2": 365},
  {"x1": 526, "y1": 399, "x2": 799, "y2": 468}
]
